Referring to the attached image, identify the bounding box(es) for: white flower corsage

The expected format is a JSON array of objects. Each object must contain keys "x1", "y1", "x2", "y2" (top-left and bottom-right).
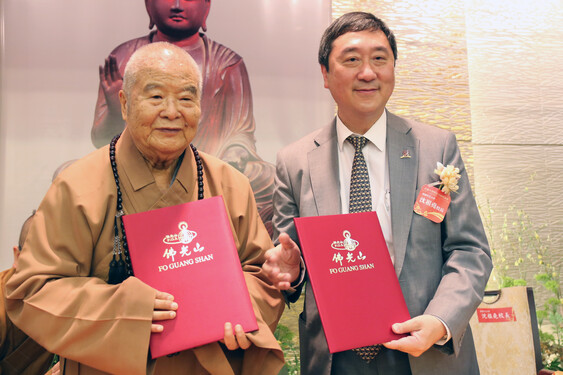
[{"x1": 433, "y1": 162, "x2": 460, "y2": 194}]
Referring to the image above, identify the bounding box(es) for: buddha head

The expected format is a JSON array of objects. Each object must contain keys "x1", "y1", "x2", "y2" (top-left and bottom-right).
[{"x1": 145, "y1": 0, "x2": 211, "y2": 38}]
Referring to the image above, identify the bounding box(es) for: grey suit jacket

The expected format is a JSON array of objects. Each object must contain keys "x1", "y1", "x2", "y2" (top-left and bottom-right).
[{"x1": 272, "y1": 111, "x2": 492, "y2": 375}]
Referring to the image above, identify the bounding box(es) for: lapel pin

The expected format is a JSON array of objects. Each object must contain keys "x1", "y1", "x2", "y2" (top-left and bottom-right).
[{"x1": 400, "y1": 149, "x2": 411, "y2": 159}]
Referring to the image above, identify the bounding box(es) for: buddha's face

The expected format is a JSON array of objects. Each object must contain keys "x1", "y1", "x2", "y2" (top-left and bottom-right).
[{"x1": 146, "y1": 0, "x2": 211, "y2": 38}]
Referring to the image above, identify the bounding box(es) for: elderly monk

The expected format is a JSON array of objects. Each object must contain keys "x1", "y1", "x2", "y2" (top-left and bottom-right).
[{"x1": 6, "y1": 42, "x2": 284, "y2": 375}]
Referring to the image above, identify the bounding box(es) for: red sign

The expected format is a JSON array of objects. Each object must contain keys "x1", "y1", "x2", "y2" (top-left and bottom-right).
[
  {"x1": 294, "y1": 211, "x2": 410, "y2": 353},
  {"x1": 123, "y1": 196, "x2": 258, "y2": 358},
  {"x1": 477, "y1": 307, "x2": 516, "y2": 323},
  {"x1": 413, "y1": 185, "x2": 451, "y2": 223}
]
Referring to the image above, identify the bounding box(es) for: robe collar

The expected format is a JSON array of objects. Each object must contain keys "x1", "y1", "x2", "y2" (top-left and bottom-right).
[{"x1": 115, "y1": 129, "x2": 198, "y2": 213}]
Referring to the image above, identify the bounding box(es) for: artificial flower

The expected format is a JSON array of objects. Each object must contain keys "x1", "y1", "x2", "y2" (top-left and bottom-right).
[{"x1": 434, "y1": 162, "x2": 461, "y2": 194}]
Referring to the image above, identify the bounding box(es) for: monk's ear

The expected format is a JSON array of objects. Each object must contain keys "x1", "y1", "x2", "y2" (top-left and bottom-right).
[{"x1": 119, "y1": 90, "x2": 128, "y2": 122}]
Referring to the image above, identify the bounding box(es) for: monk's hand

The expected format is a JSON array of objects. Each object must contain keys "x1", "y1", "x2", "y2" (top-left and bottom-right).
[
  {"x1": 383, "y1": 315, "x2": 447, "y2": 357},
  {"x1": 263, "y1": 233, "x2": 301, "y2": 290},
  {"x1": 221, "y1": 322, "x2": 251, "y2": 350},
  {"x1": 152, "y1": 291, "x2": 178, "y2": 333},
  {"x1": 99, "y1": 54, "x2": 123, "y2": 115}
]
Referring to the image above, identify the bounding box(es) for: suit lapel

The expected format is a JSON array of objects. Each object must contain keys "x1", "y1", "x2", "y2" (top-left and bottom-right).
[
  {"x1": 309, "y1": 119, "x2": 342, "y2": 216},
  {"x1": 387, "y1": 112, "x2": 418, "y2": 276},
  {"x1": 307, "y1": 115, "x2": 417, "y2": 275}
]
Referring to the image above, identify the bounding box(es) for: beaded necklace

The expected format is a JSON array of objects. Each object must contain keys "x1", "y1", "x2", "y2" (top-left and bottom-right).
[{"x1": 107, "y1": 133, "x2": 204, "y2": 284}]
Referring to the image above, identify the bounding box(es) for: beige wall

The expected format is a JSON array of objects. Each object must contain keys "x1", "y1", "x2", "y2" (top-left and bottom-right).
[
  {"x1": 0, "y1": 0, "x2": 332, "y2": 269},
  {"x1": 467, "y1": 0, "x2": 563, "y2": 298},
  {"x1": 1, "y1": 0, "x2": 561, "y2": 297}
]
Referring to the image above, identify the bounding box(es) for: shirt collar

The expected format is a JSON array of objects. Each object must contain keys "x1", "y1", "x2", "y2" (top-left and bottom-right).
[{"x1": 336, "y1": 110, "x2": 387, "y2": 152}]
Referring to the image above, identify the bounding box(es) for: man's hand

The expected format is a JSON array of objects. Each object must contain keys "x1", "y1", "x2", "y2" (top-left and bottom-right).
[
  {"x1": 263, "y1": 233, "x2": 301, "y2": 290},
  {"x1": 222, "y1": 322, "x2": 251, "y2": 350},
  {"x1": 383, "y1": 315, "x2": 447, "y2": 357},
  {"x1": 99, "y1": 54, "x2": 123, "y2": 115},
  {"x1": 49, "y1": 361, "x2": 60, "y2": 375},
  {"x1": 152, "y1": 291, "x2": 178, "y2": 333}
]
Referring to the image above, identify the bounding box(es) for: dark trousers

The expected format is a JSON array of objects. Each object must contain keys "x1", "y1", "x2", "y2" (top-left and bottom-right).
[{"x1": 331, "y1": 348, "x2": 412, "y2": 375}]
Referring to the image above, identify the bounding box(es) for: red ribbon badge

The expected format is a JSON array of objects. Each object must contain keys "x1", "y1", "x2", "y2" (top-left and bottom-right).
[{"x1": 413, "y1": 185, "x2": 451, "y2": 223}]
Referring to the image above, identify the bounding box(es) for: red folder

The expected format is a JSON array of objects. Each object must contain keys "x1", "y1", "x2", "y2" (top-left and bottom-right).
[
  {"x1": 122, "y1": 196, "x2": 258, "y2": 358},
  {"x1": 294, "y1": 211, "x2": 410, "y2": 353}
]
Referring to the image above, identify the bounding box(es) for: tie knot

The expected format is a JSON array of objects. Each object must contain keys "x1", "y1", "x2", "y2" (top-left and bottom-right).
[{"x1": 347, "y1": 135, "x2": 368, "y2": 151}]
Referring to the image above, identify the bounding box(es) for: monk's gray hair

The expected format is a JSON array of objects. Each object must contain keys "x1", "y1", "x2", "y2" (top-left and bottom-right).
[{"x1": 122, "y1": 42, "x2": 203, "y2": 100}]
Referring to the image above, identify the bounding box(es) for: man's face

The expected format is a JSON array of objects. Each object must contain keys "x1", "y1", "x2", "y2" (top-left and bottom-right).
[
  {"x1": 321, "y1": 30, "x2": 395, "y2": 129},
  {"x1": 119, "y1": 57, "x2": 201, "y2": 166},
  {"x1": 146, "y1": 0, "x2": 210, "y2": 37}
]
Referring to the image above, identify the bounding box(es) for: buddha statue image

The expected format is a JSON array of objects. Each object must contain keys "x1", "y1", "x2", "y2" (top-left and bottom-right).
[{"x1": 91, "y1": 0, "x2": 275, "y2": 232}]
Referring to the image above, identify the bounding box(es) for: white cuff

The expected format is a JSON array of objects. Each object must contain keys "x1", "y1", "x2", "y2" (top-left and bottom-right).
[
  {"x1": 286, "y1": 256, "x2": 306, "y2": 294},
  {"x1": 433, "y1": 316, "x2": 451, "y2": 345}
]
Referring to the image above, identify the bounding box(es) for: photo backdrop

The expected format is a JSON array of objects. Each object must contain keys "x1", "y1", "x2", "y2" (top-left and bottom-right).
[
  {"x1": 2, "y1": 0, "x2": 562, "y2": 301},
  {"x1": 0, "y1": 0, "x2": 333, "y2": 268}
]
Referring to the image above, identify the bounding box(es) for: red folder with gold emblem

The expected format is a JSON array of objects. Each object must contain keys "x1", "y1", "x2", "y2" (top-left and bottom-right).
[
  {"x1": 122, "y1": 196, "x2": 258, "y2": 358},
  {"x1": 294, "y1": 211, "x2": 410, "y2": 353}
]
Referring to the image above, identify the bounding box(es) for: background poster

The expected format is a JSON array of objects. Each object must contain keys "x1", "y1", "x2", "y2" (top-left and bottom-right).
[{"x1": 0, "y1": 0, "x2": 333, "y2": 268}]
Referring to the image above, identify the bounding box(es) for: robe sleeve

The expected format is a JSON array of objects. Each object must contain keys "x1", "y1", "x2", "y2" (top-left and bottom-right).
[
  {"x1": 6, "y1": 168, "x2": 156, "y2": 375},
  {"x1": 194, "y1": 46, "x2": 259, "y2": 162},
  {"x1": 214, "y1": 58, "x2": 257, "y2": 159},
  {"x1": 91, "y1": 37, "x2": 148, "y2": 148}
]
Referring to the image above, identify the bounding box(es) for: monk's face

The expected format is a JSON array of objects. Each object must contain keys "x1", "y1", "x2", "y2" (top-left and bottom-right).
[
  {"x1": 120, "y1": 50, "x2": 201, "y2": 167},
  {"x1": 146, "y1": 0, "x2": 211, "y2": 37}
]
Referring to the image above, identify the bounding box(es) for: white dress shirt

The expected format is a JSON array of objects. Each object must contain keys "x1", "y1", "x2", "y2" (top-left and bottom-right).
[{"x1": 336, "y1": 111, "x2": 395, "y2": 264}]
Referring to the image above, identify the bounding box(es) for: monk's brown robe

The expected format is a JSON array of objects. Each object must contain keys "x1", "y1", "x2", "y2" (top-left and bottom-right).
[
  {"x1": 6, "y1": 129, "x2": 284, "y2": 375},
  {"x1": 0, "y1": 268, "x2": 54, "y2": 375}
]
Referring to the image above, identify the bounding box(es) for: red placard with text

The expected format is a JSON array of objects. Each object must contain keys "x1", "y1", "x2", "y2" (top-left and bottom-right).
[
  {"x1": 122, "y1": 196, "x2": 257, "y2": 358},
  {"x1": 413, "y1": 185, "x2": 451, "y2": 223},
  {"x1": 294, "y1": 211, "x2": 410, "y2": 353},
  {"x1": 477, "y1": 307, "x2": 517, "y2": 323}
]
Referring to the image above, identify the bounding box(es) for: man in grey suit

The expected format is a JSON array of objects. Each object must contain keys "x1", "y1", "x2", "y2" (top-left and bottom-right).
[{"x1": 263, "y1": 12, "x2": 493, "y2": 375}]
